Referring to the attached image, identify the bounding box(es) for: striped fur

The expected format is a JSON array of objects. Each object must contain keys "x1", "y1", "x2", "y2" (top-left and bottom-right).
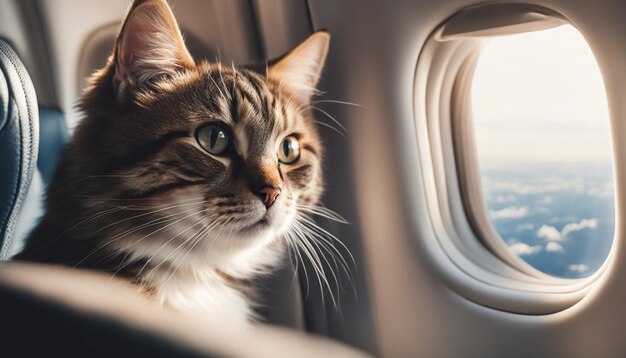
[{"x1": 15, "y1": 0, "x2": 330, "y2": 322}]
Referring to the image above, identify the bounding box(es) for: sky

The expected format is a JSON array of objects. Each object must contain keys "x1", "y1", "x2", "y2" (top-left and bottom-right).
[
  {"x1": 470, "y1": 25, "x2": 615, "y2": 277},
  {"x1": 482, "y1": 166, "x2": 614, "y2": 278},
  {"x1": 471, "y1": 24, "x2": 612, "y2": 166}
]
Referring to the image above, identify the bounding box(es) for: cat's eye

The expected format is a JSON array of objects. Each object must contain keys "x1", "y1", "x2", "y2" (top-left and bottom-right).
[
  {"x1": 197, "y1": 124, "x2": 231, "y2": 155},
  {"x1": 278, "y1": 136, "x2": 300, "y2": 164}
]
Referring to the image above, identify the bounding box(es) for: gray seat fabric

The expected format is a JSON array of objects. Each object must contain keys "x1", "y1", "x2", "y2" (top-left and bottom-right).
[{"x1": 0, "y1": 40, "x2": 39, "y2": 260}]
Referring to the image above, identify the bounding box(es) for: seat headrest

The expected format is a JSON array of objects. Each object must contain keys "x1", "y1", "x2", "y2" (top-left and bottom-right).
[{"x1": 0, "y1": 40, "x2": 39, "y2": 260}]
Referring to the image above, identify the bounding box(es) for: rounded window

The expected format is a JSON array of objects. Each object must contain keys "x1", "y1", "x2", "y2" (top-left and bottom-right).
[{"x1": 413, "y1": 3, "x2": 616, "y2": 314}]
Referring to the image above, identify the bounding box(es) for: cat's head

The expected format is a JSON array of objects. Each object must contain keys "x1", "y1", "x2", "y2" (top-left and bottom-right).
[{"x1": 71, "y1": 0, "x2": 329, "y2": 271}]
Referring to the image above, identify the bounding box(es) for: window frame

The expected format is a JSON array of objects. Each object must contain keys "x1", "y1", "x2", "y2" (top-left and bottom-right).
[{"x1": 413, "y1": 3, "x2": 616, "y2": 314}]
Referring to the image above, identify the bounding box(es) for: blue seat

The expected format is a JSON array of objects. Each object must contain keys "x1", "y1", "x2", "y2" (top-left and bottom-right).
[
  {"x1": 38, "y1": 106, "x2": 69, "y2": 185},
  {"x1": 10, "y1": 106, "x2": 69, "y2": 255},
  {"x1": 0, "y1": 39, "x2": 39, "y2": 260}
]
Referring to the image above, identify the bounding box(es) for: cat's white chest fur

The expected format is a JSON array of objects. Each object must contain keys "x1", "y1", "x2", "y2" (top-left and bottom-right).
[
  {"x1": 147, "y1": 266, "x2": 253, "y2": 321},
  {"x1": 130, "y1": 232, "x2": 286, "y2": 322}
]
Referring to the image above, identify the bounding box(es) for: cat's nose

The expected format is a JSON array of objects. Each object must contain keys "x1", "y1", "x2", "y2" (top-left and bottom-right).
[{"x1": 256, "y1": 186, "x2": 281, "y2": 209}]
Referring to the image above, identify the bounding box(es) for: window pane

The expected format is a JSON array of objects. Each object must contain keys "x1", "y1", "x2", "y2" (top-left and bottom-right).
[{"x1": 471, "y1": 25, "x2": 614, "y2": 278}]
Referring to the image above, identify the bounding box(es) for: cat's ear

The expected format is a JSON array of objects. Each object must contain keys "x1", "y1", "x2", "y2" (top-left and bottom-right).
[
  {"x1": 113, "y1": 0, "x2": 194, "y2": 97},
  {"x1": 268, "y1": 31, "x2": 330, "y2": 103}
]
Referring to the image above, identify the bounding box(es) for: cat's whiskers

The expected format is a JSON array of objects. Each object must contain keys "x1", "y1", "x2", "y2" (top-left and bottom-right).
[
  {"x1": 295, "y1": 213, "x2": 357, "y2": 298},
  {"x1": 284, "y1": 235, "x2": 302, "y2": 292},
  {"x1": 76, "y1": 195, "x2": 205, "y2": 204},
  {"x1": 75, "y1": 205, "x2": 205, "y2": 268},
  {"x1": 65, "y1": 196, "x2": 204, "y2": 242},
  {"x1": 314, "y1": 120, "x2": 345, "y2": 137},
  {"x1": 296, "y1": 205, "x2": 349, "y2": 224},
  {"x1": 290, "y1": 226, "x2": 332, "y2": 307},
  {"x1": 134, "y1": 209, "x2": 209, "y2": 276},
  {"x1": 216, "y1": 62, "x2": 231, "y2": 100},
  {"x1": 55, "y1": 198, "x2": 207, "y2": 254},
  {"x1": 294, "y1": 104, "x2": 346, "y2": 137},
  {"x1": 296, "y1": 219, "x2": 357, "y2": 300},
  {"x1": 91, "y1": 200, "x2": 207, "y2": 236},
  {"x1": 309, "y1": 107, "x2": 347, "y2": 133},
  {"x1": 219, "y1": 216, "x2": 238, "y2": 253},
  {"x1": 280, "y1": 204, "x2": 357, "y2": 309},
  {"x1": 59, "y1": 173, "x2": 142, "y2": 191},
  {"x1": 158, "y1": 219, "x2": 219, "y2": 288},
  {"x1": 310, "y1": 99, "x2": 364, "y2": 108},
  {"x1": 107, "y1": 209, "x2": 210, "y2": 283},
  {"x1": 143, "y1": 219, "x2": 206, "y2": 284},
  {"x1": 283, "y1": 85, "x2": 300, "y2": 113},
  {"x1": 292, "y1": 221, "x2": 340, "y2": 307},
  {"x1": 296, "y1": 214, "x2": 355, "y2": 268},
  {"x1": 57, "y1": 206, "x2": 128, "y2": 240},
  {"x1": 294, "y1": 219, "x2": 343, "y2": 278},
  {"x1": 209, "y1": 74, "x2": 227, "y2": 101},
  {"x1": 282, "y1": 230, "x2": 311, "y2": 297}
]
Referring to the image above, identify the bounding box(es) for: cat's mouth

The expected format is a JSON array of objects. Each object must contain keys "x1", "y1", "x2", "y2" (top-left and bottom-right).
[{"x1": 239, "y1": 218, "x2": 270, "y2": 235}]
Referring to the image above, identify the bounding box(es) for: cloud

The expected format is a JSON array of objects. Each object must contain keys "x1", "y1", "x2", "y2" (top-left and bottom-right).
[
  {"x1": 494, "y1": 194, "x2": 517, "y2": 204},
  {"x1": 537, "y1": 225, "x2": 561, "y2": 241},
  {"x1": 508, "y1": 241, "x2": 542, "y2": 255},
  {"x1": 539, "y1": 195, "x2": 553, "y2": 205},
  {"x1": 568, "y1": 264, "x2": 589, "y2": 273},
  {"x1": 587, "y1": 182, "x2": 614, "y2": 198},
  {"x1": 536, "y1": 218, "x2": 598, "y2": 241},
  {"x1": 561, "y1": 218, "x2": 598, "y2": 238},
  {"x1": 487, "y1": 177, "x2": 585, "y2": 195},
  {"x1": 490, "y1": 206, "x2": 528, "y2": 219},
  {"x1": 516, "y1": 223, "x2": 535, "y2": 231},
  {"x1": 545, "y1": 242, "x2": 564, "y2": 253}
]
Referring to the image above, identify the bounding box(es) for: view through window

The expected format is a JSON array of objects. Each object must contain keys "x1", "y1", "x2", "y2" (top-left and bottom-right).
[{"x1": 471, "y1": 25, "x2": 614, "y2": 278}]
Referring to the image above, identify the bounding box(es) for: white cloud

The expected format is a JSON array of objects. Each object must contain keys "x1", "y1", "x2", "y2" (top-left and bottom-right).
[
  {"x1": 490, "y1": 206, "x2": 528, "y2": 219},
  {"x1": 516, "y1": 223, "x2": 534, "y2": 231},
  {"x1": 494, "y1": 194, "x2": 517, "y2": 204},
  {"x1": 545, "y1": 242, "x2": 564, "y2": 253},
  {"x1": 537, "y1": 218, "x2": 598, "y2": 241},
  {"x1": 568, "y1": 264, "x2": 589, "y2": 273},
  {"x1": 537, "y1": 225, "x2": 561, "y2": 241},
  {"x1": 587, "y1": 183, "x2": 614, "y2": 198},
  {"x1": 487, "y1": 177, "x2": 585, "y2": 195},
  {"x1": 540, "y1": 195, "x2": 553, "y2": 205},
  {"x1": 562, "y1": 218, "x2": 598, "y2": 238},
  {"x1": 508, "y1": 241, "x2": 542, "y2": 255}
]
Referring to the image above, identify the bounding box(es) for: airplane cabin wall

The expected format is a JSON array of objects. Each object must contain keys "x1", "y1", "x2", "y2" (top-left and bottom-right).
[{"x1": 307, "y1": 0, "x2": 626, "y2": 356}]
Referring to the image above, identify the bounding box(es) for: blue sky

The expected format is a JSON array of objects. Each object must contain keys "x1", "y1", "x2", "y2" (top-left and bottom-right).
[{"x1": 481, "y1": 164, "x2": 614, "y2": 278}]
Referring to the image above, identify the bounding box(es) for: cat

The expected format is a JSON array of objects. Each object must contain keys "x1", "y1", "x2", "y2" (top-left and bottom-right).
[{"x1": 14, "y1": 0, "x2": 335, "y2": 322}]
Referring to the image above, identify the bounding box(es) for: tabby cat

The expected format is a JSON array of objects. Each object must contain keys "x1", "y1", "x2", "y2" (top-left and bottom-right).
[{"x1": 15, "y1": 0, "x2": 335, "y2": 322}]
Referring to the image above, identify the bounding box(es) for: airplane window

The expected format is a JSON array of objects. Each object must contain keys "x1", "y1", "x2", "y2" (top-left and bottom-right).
[{"x1": 471, "y1": 25, "x2": 614, "y2": 278}]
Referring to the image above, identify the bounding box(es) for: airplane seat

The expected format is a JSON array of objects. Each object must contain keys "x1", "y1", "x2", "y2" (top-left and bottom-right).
[
  {"x1": 9, "y1": 106, "x2": 70, "y2": 255},
  {"x1": 0, "y1": 39, "x2": 69, "y2": 258},
  {"x1": 0, "y1": 39, "x2": 39, "y2": 260},
  {"x1": 37, "y1": 106, "x2": 69, "y2": 184}
]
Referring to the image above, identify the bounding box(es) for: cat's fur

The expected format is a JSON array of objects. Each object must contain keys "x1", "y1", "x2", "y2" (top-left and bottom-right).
[{"x1": 15, "y1": 0, "x2": 330, "y2": 322}]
